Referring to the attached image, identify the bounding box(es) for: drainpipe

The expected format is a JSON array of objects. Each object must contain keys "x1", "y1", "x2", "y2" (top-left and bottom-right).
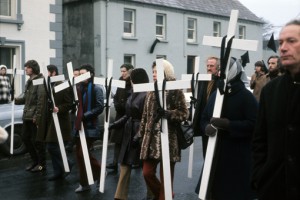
[{"x1": 105, "y1": 0, "x2": 109, "y2": 76}]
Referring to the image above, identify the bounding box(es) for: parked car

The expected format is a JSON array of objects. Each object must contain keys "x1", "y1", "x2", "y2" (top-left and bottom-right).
[
  {"x1": 0, "y1": 103, "x2": 25, "y2": 156},
  {"x1": 0, "y1": 98, "x2": 116, "y2": 156}
]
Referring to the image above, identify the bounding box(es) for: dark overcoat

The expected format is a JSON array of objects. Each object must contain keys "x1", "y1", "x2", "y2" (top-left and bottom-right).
[
  {"x1": 251, "y1": 73, "x2": 300, "y2": 200},
  {"x1": 110, "y1": 77, "x2": 132, "y2": 144},
  {"x1": 200, "y1": 80, "x2": 258, "y2": 200},
  {"x1": 112, "y1": 90, "x2": 147, "y2": 165},
  {"x1": 45, "y1": 83, "x2": 73, "y2": 142}
]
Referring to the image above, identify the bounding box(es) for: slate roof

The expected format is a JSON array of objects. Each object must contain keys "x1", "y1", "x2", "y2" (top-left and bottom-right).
[{"x1": 127, "y1": 0, "x2": 263, "y2": 23}]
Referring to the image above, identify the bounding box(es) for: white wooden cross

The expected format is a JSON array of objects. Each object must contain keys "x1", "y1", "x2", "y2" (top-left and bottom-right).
[
  {"x1": 7, "y1": 55, "x2": 25, "y2": 154},
  {"x1": 32, "y1": 66, "x2": 71, "y2": 173},
  {"x1": 133, "y1": 58, "x2": 191, "y2": 200},
  {"x1": 93, "y1": 59, "x2": 126, "y2": 193},
  {"x1": 55, "y1": 62, "x2": 95, "y2": 185},
  {"x1": 181, "y1": 56, "x2": 212, "y2": 178},
  {"x1": 199, "y1": 10, "x2": 258, "y2": 200}
]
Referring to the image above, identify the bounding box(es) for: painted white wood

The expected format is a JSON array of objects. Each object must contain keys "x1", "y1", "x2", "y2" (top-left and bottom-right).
[
  {"x1": 199, "y1": 10, "x2": 258, "y2": 200},
  {"x1": 95, "y1": 59, "x2": 126, "y2": 193}
]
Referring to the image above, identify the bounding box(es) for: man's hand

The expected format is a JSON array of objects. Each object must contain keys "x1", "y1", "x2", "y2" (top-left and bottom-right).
[{"x1": 210, "y1": 117, "x2": 230, "y2": 130}]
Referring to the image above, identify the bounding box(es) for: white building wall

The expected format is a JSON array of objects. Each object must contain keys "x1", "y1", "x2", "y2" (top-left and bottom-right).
[{"x1": 94, "y1": 1, "x2": 263, "y2": 80}]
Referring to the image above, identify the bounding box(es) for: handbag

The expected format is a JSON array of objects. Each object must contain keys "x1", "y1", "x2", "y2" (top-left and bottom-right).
[{"x1": 177, "y1": 120, "x2": 194, "y2": 150}]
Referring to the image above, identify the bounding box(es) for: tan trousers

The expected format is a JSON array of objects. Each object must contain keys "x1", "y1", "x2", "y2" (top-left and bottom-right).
[{"x1": 114, "y1": 164, "x2": 131, "y2": 200}]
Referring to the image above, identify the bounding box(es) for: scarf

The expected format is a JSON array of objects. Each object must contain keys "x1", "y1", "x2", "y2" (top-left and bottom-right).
[{"x1": 75, "y1": 81, "x2": 93, "y2": 130}]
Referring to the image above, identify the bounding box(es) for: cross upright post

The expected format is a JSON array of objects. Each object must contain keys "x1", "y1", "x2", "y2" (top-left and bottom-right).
[
  {"x1": 7, "y1": 55, "x2": 25, "y2": 155},
  {"x1": 93, "y1": 59, "x2": 126, "y2": 193},
  {"x1": 61, "y1": 62, "x2": 95, "y2": 185},
  {"x1": 181, "y1": 56, "x2": 211, "y2": 178},
  {"x1": 133, "y1": 58, "x2": 192, "y2": 200},
  {"x1": 32, "y1": 65, "x2": 71, "y2": 173},
  {"x1": 198, "y1": 10, "x2": 258, "y2": 200}
]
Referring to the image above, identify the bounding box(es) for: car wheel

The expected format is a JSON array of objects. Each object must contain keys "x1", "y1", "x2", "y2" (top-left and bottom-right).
[{"x1": 0, "y1": 125, "x2": 27, "y2": 156}]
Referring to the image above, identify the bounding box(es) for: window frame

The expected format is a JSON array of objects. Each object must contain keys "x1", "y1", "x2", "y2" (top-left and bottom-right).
[
  {"x1": 238, "y1": 25, "x2": 246, "y2": 39},
  {"x1": 213, "y1": 21, "x2": 221, "y2": 37},
  {"x1": 123, "y1": 8, "x2": 136, "y2": 37},
  {"x1": 187, "y1": 17, "x2": 197, "y2": 43},
  {"x1": 156, "y1": 13, "x2": 166, "y2": 40},
  {"x1": 124, "y1": 54, "x2": 135, "y2": 66}
]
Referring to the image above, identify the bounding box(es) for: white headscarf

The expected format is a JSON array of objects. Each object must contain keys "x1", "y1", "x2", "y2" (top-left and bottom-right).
[{"x1": 227, "y1": 57, "x2": 249, "y2": 86}]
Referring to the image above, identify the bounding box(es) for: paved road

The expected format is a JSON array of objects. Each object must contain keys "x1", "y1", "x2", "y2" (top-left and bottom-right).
[{"x1": 0, "y1": 138, "x2": 204, "y2": 200}]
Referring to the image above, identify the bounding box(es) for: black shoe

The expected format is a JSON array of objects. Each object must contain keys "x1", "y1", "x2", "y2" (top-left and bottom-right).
[
  {"x1": 25, "y1": 163, "x2": 37, "y2": 171},
  {"x1": 48, "y1": 174, "x2": 64, "y2": 181},
  {"x1": 106, "y1": 163, "x2": 117, "y2": 170},
  {"x1": 31, "y1": 165, "x2": 46, "y2": 172}
]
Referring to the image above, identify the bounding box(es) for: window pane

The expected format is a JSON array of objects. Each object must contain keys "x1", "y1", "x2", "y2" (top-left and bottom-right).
[
  {"x1": 156, "y1": 15, "x2": 163, "y2": 25},
  {"x1": 0, "y1": 0, "x2": 11, "y2": 16},
  {"x1": 188, "y1": 30, "x2": 194, "y2": 39},
  {"x1": 124, "y1": 10, "x2": 132, "y2": 21},
  {"x1": 188, "y1": 19, "x2": 194, "y2": 29},
  {"x1": 156, "y1": 26, "x2": 163, "y2": 35},
  {"x1": 124, "y1": 22, "x2": 131, "y2": 33}
]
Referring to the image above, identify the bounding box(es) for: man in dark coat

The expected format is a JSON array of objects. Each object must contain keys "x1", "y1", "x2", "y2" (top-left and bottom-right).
[
  {"x1": 192, "y1": 56, "x2": 219, "y2": 158},
  {"x1": 45, "y1": 65, "x2": 73, "y2": 181},
  {"x1": 15, "y1": 60, "x2": 47, "y2": 172},
  {"x1": 107, "y1": 64, "x2": 133, "y2": 172},
  {"x1": 197, "y1": 58, "x2": 258, "y2": 200},
  {"x1": 251, "y1": 19, "x2": 300, "y2": 200}
]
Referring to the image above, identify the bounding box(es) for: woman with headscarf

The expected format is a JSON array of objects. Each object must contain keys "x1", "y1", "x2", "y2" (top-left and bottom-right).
[
  {"x1": 197, "y1": 58, "x2": 258, "y2": 200},
  {"x1": 109, "y1": 68, "x2": 150, "y2": 200},
  {"x1": 138, "y1": 60, "x2": 189, "y2": 200}
]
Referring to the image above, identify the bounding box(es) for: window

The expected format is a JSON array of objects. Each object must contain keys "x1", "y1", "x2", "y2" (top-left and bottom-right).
[
  {"x1": 124, "y1": 54, "x2": 135, "y2": 66},
  {"x1": 156, "y1": 14, "x2": 166, "y2": 39},
  {"x1": 238, "y1": 25, "x2": 246, "y2": 39},
  {"x1": 187, "y1": 18, "x2": 197, "y2": 43},
  {"x1": 0, "y1": 0, "x2": 16, "y2": 18},
  {"x1": 156, "y1": 55, "x2": 166, "y2": 60},
  {"x1": 213, "y1": 21, "x2": 221, "y2": 37},
  {"x1": 123, "y1": 9, "x2": 135, "y2": 37}
]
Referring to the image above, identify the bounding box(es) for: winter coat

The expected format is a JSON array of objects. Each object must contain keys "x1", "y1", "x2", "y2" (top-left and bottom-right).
[
  {"x1": 139, "y1": 89, "x2": 189, "y2": 162},
  {"x1": 250, "y1": 72, "x2": 266, "y2": 102},
  {"x1": 0, "y1": 75, "x2": 11, "y2": 103},
  {"x1": 45, "y1": 82, "x2": 73, "y2": 142},
  {"x1": 15, "y1": 73, "x2": 47, "y2": 141},
  {"x1": 112, "y1": 90, "x2": 147, "y2": 165},
  {"x1": 200, "y1": 80, "x2": 258, "y2": 200},
  {"x1": 110, "y1": 77, "x2": 132, "y2": 144},
  {"x1": 251, "y1": 72, "x2": 300, "y2": 200},
  {"x1": 193, "y1": 77, "x2": 218, "y2": 136},
  {"x1": 74, "y1": 82, "x2": 104, "y2": 138}
]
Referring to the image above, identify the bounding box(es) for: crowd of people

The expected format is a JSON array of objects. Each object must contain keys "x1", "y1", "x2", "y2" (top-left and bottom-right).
[{"x1": 0, "y1": 19, "x2": 299, "y2": 200}]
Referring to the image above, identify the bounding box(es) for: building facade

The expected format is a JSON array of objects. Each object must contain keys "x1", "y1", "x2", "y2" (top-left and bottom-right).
[
  {"x1": 64, "y1": 0, "x2": 264, "y2": 79},
  {"x1": 0, "y1": 0, "x2": 62, "y2": 95}
]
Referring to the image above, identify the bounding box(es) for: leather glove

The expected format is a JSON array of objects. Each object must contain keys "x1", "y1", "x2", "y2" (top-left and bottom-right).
[
  {"x1": 205, "y1": 124, "x2": 217, "y2": 137},
  {"x1": 131, "y1": 135, "x2": 141, "y2": 148},
  {"x1": 157, "y1": 107, "x2": 170, "y2": 119},
  {"x1": 210, "y1": 117, "x2": 230, "y2": 130},
  {"x1": 109, "y1": 122, "x2": 117, "y2": 130}
]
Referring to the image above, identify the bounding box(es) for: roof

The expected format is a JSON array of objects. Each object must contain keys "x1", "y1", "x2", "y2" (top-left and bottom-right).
[{"x1": 127, "y1": 0, "x2": 263, "y2": 23}]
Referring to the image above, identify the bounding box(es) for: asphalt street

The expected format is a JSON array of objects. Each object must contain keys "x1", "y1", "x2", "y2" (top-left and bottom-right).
[{"x1": 0, "y1": 138, "x2": 204, "y2": 200}]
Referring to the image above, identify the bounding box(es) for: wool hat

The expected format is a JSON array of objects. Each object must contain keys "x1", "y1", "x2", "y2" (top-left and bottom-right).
[
  {"x1": 152, "y1": 60, "x2": 175, "y2": 80},
  {"x1": 0, "y1": 126, "x2": 8, "y2": 144},
  {"x1": 24, "y1": 60, "x2": 40, "y2": 74},
  {"x1": 0, "y1": 65, "x2": 7, "y2": 71},
  {"x1": 130, "y1": 68, "x2": 149, "y2": 84}
]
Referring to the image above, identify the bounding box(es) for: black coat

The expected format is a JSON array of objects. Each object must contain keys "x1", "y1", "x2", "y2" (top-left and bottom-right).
[
  {"x1": 200, "y1": 80, "x2": 258, "y2": 200},
  {"x1": 251, "y1": 73, "x2": 300, "y2": 200},
  {"x1": 113, "y1": 90, "x2": 147, "y2": 165}
]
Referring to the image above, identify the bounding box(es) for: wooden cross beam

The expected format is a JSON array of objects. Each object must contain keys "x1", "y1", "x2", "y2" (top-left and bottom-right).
[
  {"x1": 7, "y1": 55, "x2": 25, "y2": 155},
  {"x1": 198, "y1": 10, "x2": 258, "y2": 200},
  {"x1": 181, "y1": 56, "x2": 212, "y2": 178},
  {"x1": 93, "y1": 59, "x2": 126, "y2": 193},
  {"x1": 32, "y1": 66, "x2": 71, "y2": 173},
  {"x1": 133, "y1": 58, "x2": 191, "y2": 200},
  {"x1": 59, "y1": 62, "x2": 95, "y2": 185}
]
